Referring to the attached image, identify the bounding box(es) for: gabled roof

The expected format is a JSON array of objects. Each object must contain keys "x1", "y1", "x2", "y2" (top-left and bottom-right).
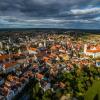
[
  {"x1": 0, "y1": 53, "x2": 23, "y2": 60},
  {"x1": 43, "y1": 57, "x2": 49, "y2": 62},
  {"x1": 86, "y1": 49, "x2": 100, "y2": 53},
  {"x1": 86, "y1": 45, "x2": 100, "y2": 53},
  {"x1": 50, "y1": 46, "x2": 57, "y2": 50},
  {"x1": 50, "y1": 44, "x2": 61, "y2": 50},
  {"x1": 36, "y1": 73, "x2": 44, "y2": 79},
  {"x1": 49, "y1": 53, "x2": 57, "y2": 58},
  {"x1": 28, "y1": 47, "x2": 37, "y2": 51},
  {"x1": 0, "y1": 55, "x2": 11, "y2": 60},
  {"x1": 3, "y1": 61, "x2": 16, "y2": 69}
]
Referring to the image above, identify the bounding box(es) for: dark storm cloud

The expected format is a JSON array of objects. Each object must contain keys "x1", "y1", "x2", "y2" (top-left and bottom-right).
[{"x1": 0, "y1": 0, "x2": 100, "y2": 28}]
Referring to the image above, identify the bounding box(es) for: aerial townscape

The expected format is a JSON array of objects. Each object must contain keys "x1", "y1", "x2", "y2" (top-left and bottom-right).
[
  {"x1": 0, "y1": 0, "x2": 100, "y2": 100},
  {"x1": 0, "y1": 30, "x2": 100, "y2": 100}
]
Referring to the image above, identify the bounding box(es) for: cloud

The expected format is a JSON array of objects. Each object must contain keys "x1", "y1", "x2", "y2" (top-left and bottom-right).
[
  {"x1": 0, "y1": 16, "x2": 95, "y2": 26},
  {"x1": 70, "y1": 7, "x2": 100, "y2": 15},
  {"x1": 93, "y1": 17, "x2": 100, "y2": 21},
  {"x1": 0, "y1": 0, "x2": 100, "y2": 28}
]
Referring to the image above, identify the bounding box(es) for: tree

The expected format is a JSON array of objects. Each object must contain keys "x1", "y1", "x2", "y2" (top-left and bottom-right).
[{"x1": 42, "y1": 89, "x2": 52, "y2": 100}]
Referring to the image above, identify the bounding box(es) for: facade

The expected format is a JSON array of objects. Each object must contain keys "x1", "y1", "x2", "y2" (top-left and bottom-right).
[{"x1": 84, "y1": 44, "x2": 100, "y2": 58}]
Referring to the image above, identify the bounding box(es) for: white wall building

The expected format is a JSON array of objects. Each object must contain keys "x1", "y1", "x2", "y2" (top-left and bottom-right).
[{"x1": 84, "y1": 44, "x2": 100, "y2": 58}]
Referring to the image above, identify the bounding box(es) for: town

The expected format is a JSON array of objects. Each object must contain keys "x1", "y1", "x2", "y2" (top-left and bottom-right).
[{"x1": 0, "y1": 31, "x2": 100, "y2": 100}]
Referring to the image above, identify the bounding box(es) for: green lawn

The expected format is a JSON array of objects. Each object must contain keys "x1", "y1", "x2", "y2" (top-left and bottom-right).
[{"x1": 85, "y1": 80, "x2": 100, "y2": 100}]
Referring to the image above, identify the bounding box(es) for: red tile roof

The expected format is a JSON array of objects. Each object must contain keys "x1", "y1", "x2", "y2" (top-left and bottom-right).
[
  {"x1": 43, "y1": 57, "x2": 49, "y2": 62},
  {"x1": 3, "y1": 61, "x2": 16, "y2": 69},
  {"x1": 86, "y1": 49, "x2": 100, "y2": 53},
  {"x1": 28, "y1": 47, "x2": 37, "y2": 51},
  {"x1": 87, "y1": 45, "x2": 100, "y2": 53},
  {"x1": 36, "y1": 73, "x2": 44, "y2": 80}
]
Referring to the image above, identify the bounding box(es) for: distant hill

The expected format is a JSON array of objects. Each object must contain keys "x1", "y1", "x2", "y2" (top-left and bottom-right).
[{"x1": 0, "y1": 28, "x2": 100, "y2": 34}]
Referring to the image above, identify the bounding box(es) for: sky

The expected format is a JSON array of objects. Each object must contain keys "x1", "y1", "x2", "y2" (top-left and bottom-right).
[{"x1": 0, "y1": 0, "x2": 100, "y2": 29}]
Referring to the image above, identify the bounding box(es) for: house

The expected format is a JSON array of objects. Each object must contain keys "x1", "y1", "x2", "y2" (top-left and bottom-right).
[
  {"x1": 0, "y1": 50, "x2": 5, "y2": 55},
  {"x1": 36, "y1": 73, "x2": 44, "y2": 80},
  {"x1": 1, "y1": 86, "x2": 14, "y2": 100},
  {"x1": 43, "y1": 57, "x2": 50, "y2": 62},
  {"x1": 38, "y1": 43, "x2": 43, "y2": 47},
  {"x1": 96, "y1": 60, "x2": 100, "y2": 67},
  {"x1": 3, "y1": 62, "x2": 17, "y2": 73},
  {"x1": 59, "y1": 54, "x2": 69, "y2": 61},
  {"x1": 84, "y1": 44, "x2": 100, "y2": 58},
  {"x1": 27, "y1": 47, "x2": 37, "y2": 54}
]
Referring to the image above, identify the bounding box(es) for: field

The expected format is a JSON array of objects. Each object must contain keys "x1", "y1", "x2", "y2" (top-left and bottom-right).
[{"x1": 85, "y1": 80, "x2": 100, "y2": 100}]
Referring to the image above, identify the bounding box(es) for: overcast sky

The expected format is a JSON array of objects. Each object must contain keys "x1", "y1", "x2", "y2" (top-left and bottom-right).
[{"x1": 0, "y1": 0, "x2": 100, "y2": 29}]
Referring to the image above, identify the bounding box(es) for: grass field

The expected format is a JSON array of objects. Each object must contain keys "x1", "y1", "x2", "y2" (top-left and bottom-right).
[{"x1": 85, "y1": 80, "x2": 100, "y2": 100}]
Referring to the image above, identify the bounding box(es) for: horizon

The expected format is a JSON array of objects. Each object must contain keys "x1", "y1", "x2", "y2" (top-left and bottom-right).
[
  {"x1": 0, "y1": 28, "x2": 100, "y2": 34},
  {"x1": 0, "y1": 28, "x2": 100, "y2": 30}
]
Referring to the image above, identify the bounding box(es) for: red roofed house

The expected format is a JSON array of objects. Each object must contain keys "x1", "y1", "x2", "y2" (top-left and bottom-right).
[
  {"x1": 84, "y1": 44, "x2": 100, "y2": 58},
  {"x1": 27, "y1": 47, "x2": 37, "y2": 54},
  {"x1": 3, "y1": 62, "x2": 17, "y2": 73}
]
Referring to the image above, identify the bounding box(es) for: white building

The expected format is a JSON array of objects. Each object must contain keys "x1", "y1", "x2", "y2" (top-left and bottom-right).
[
  {"x1": 84, "y1": 44, "x2": 100, "y2": 58},
  {"x1": 39, "y1": 43, "x2": 43, "y2": 47}
]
